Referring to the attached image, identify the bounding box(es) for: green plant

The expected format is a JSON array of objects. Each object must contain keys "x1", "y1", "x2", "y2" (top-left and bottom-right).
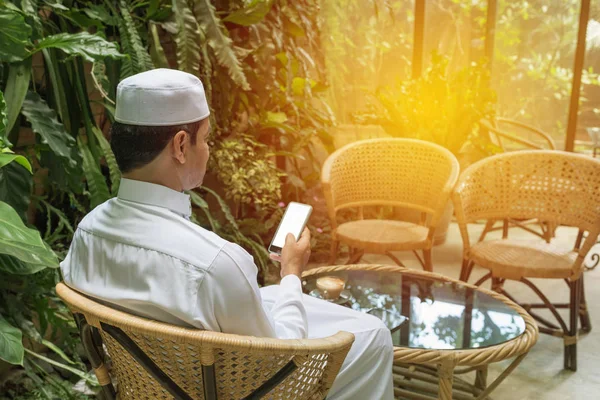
[
  {"x1": 355, "y1": 53, "x2": 498, "y2": 159},
  {"x1": 0, "y1": 149, "x2": 95, "y2": 398},
  {"x1": 323, "y1": 0, "x2": 600, "y2": 145},
  {"x1": 1, "y1": 0, "x2": 335, "y2": 395},
  {"x1": 320, "y1": 0, "x2": 415, "y2": 122}
]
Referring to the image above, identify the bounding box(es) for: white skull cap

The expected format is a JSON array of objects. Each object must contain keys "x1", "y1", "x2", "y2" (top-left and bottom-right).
[{"x1": 114, "y1": 68, "x2": 210, "y2": 126}]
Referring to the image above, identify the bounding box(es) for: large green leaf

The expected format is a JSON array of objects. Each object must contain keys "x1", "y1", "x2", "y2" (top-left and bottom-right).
[
  {"x1": 172, "y1": 0, "x2": 201, "y2": 74},
  {"x1": 35, "y1": 32, "x2": 124, "y2": 63},
  {"x1": 4, "y1": 59, "x2": 32, "y2": 139},
  {"x1": 223, "y1": 0, "x2": 273, "y2": 26},
  {"x1": 40, "y1": 151, "x2": 84, "y2": 194},
  {"x1": 0, "y1": 162, "x2": 32, "y2": 221},
  {"x1": 192, "y1": 0, "x2": 250, "y2": 90},
  {"x1": 41, "y1": 49, "x2": 71, "y2": 132},
  {"x1": 92, "y1": 127, "x2": 121, "y2": 195},
  {"x1": 119, "y1": 0, "x2": 154, "y2": 78},
  {"x1": 0, "y1": 8, "x2": 32, "y2": 63},
  {"x1": 0, "y1": 315, "x2": 23, "y2": 366},
  {"x1": 78, "y1": 136, "x2": 111, "y2": 209},
  {"x1": 0, "y1": 151, "x2": 32, "y2": 173},
  {"x1": 0, "y1": 253, "x2": 47, "y2": 275},
  {"x1": 82, "y1": 5, "x2": 118, "y2": 26},
  {"x1": 24, "y1": 349, "x2": 97, "y2": 384},
  {"x1": 21, "y1": 91, "x2": 81, "y2": 168},
  {"x1": 0, "y1": 201, "x2": 58, "y2": 268}
]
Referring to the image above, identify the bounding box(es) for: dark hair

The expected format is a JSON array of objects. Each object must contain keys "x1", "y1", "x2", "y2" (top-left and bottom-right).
[{"x1": 110, "y1": 120, "x2": 202, "y2": 173}]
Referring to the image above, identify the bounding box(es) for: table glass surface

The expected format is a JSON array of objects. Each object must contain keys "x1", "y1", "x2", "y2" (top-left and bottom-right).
[{"x1": 303, "y1": 270, "x2": 526, "y2": 350}]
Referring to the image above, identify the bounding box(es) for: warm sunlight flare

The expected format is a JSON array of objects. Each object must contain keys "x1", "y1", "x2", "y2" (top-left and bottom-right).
[{"x1": 0, "y1": 0, "x2": 599, "y2": 399}]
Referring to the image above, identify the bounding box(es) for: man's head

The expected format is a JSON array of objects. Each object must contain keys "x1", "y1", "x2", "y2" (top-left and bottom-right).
[{"x1": 110, "y1": 69, "x2": 211, "y2": 191}]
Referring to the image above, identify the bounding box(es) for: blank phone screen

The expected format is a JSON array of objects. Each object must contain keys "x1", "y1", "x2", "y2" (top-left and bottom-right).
[{"x1": 272, "y1": 203, "x2": 312, "y2": 249}]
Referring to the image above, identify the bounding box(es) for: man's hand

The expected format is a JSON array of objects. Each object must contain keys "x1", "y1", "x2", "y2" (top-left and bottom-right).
[{"x1": 270, "y1": 228, "x2": 311, "y2": 278}]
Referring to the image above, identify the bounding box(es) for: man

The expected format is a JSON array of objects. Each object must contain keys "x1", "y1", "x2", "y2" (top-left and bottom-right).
[{"x1": 61, "y1": 69, "x2": 393, "y2": 399}]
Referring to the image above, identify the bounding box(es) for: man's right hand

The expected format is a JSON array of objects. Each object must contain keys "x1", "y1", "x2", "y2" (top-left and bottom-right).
[{"x1": 270, "y1": 228, "x2": 311, "y2": 278}]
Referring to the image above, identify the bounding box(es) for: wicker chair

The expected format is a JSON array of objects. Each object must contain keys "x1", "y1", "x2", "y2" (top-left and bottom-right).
[
  {"x1": 453, "y1": 150, "x2": 600, "y2": 371},
  {"x1": 479, "y1": 117, "x2": 558, "y2": 242},
  {"x1": 321, "y1": 138, "x2": 459, "y2": 271},
  {"x1": 56, "y1": 283, "x2": 354, "y2": 400}
]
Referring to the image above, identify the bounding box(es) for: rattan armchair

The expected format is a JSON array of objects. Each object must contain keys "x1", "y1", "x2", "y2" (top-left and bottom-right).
[
  {"x1": 321, "y1": 138, "x2": 459, "y2": 271},
  {"x1": 453, "y1": 150, "x2": 600, "y2": 371},
  {"x1": 56, "y1": 283, "x2": 354, "y2": 400},
  {"x1": 479, "y1": 118, "x2": 557, "y2": 242}
]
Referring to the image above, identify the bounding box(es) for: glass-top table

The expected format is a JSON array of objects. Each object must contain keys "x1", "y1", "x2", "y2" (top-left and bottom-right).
[
  {"x1": 303, "y1": 267, "x2": 525, "y2": 351},
  {"x1": 301, "y1": 265, "x2": 537, "y2": 400}
]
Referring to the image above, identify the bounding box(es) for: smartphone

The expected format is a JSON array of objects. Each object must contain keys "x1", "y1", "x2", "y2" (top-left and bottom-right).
[{"x1": 269, "y1": 202, "x2": 313, "y2": 255}]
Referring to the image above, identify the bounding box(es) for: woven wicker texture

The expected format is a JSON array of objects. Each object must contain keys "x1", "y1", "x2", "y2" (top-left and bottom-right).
[
  {"x1": 470, "y1": 239, "x2": 577, "y2": 280},
  {"x1": 453, "y1": 150, "x2": 600, "y2": 279},
  {"x1": 322, "y1": 139, "x2": 459, "y2": 268},
  {"x1": 454, "y1": 150, "x2": 600, "y2": 231},
  {"x1": 321, "y1": 138, "x2": 459, "y2": 227},
  {"x1": 335, "y1": 220, "x2": 429, "y2": 252},
  {"x1": 56, "y1": 283, "x2": 354, "y2": 400}
]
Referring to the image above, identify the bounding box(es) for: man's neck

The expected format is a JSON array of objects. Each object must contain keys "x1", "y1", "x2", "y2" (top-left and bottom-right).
[{"x1": 123, "y1": 164, "x2": 183, "y2": 192}]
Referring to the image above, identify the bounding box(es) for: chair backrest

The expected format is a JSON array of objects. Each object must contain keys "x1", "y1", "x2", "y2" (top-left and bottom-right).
[
  {"x1": 481, "y1": 118, "x2": 556, "y2": 151},
  {"x1": 321, "y1": 138, "x2": 459, "y2": 227},
  {"x1": 56, "y1": 283, "x2": 354, "y2": 400},
  {"x1": 453, "y1": 150, "x2": 600, "y2": 233}
]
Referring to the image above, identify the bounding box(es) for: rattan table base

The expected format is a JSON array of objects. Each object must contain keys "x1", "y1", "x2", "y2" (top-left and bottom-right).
[{"x1": 393, "y1": 363, "x2": 490, "y2": 400}]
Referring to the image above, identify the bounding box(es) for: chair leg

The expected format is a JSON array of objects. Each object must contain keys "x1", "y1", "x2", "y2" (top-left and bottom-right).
[
  {"x1": 478, "y1": 220, "x2": 496, "y2": 242},
  {"x1": 459, "y1": 259, "x2": 474, "y2": 282},
  {"x1": 580, "y1": 275, "x2": 592, "y2": 334},
  {"x1": 502, "y1": 219, "x2": 509, "y2": 239},
  {"x1": 565, "y1": 278, "x2": 582, "y2": 371},
  {"x1": 422, "y1": 248, "x2": 432, "y2": 272},
  {"x1": 346, "y1": 248, "x2": 364, "y2": 264},
  {"x1": 329, "y1": 239, "x2": 340, "y2": 264},
  {"x1": 491, "y1": 277, "x2": 505, "y2": 292},
  {"x1": 474, "y1": 365, "x2": 488, "y2": 391}
]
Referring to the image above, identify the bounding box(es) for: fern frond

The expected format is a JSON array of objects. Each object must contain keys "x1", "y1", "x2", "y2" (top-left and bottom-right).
[
  {"x1": 201, "y1": 186, "x2": 240, "y2": 231},
  {"x1": 77, "y1": 136, "x2": 111, "y2": 209},
  {"x1": 198, "y1": 29, "x2": 213, "y2": 103},
  {"x1": 192, "y1": 0, "x2": 250, "y2": 90},
  {"x1": 172, "y1": 0, "x2": 202, "y2": 74},
  {"x1": 188, "y1": 190, "x2": 219, "y2": 232},
  {"x1": 92, "y1": 127, "x2": 121, "y2": 195},
  {"x1": 119, "y1": 0, "x2": 154, "y2": 78},
  {"x1": 118, "y1": 19, "x2": 134, "y2": 79}
]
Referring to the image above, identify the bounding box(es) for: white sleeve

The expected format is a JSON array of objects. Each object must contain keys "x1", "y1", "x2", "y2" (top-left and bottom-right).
[{"x1": 200, "y1": 243, "x2": 307, "y2": 339}]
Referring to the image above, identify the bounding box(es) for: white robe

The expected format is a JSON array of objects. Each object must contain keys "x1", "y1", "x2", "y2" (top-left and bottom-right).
[{"x1": 60, "y1": 178, "x2": 393, "y2": 399}]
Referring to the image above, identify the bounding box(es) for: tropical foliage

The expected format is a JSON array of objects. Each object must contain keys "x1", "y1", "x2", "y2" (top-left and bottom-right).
[
  {"x1": 355, "y1": 53, "x2": 498, "y2": 160},
  {"x1": 323, "y1": 0, "x2": 600, "y2": 144},
  {"x1": 2, "y1": 0, "x2": 598, "y2": 397},
  {"x1": 0, "y1": 0, "x2": 332, "y2": 397}
]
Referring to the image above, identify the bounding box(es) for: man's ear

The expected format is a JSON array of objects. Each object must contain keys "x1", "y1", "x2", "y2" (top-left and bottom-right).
[{"x1": 172, "y1": 130, "x2": 188, "y2": 164}]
